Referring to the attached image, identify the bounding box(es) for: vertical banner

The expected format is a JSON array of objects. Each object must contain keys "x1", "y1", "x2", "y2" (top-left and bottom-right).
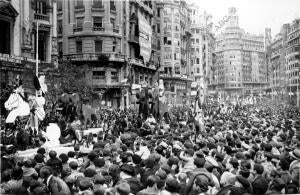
[{"x1": 138, "y1": 11, "x2": 152, "y2": 63}]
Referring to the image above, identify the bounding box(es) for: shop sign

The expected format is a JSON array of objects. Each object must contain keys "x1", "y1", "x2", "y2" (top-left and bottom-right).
[{"x1": 0, "y1": 53, "x2": 37, "y2": 64}]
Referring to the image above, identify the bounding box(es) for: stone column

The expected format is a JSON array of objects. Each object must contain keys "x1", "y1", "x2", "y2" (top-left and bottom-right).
[
  {"x1": 69, "y1": 0, "x2": 74, "y2": 24},
  {"x1": 104, "y1": 0, "x2": 111, "y2": 32},
  {"x1": 84, "y1": 0, "x2": 92, "y2": 31},
  {"x1": 120, "y1": 88, "x2": 124, "y2": 109},
  {"x1": 199, "y1": 34, "x2": 203, "y2": 78},
  {"x1": 47, "y1": 0, "x2": 53, "y2": 63},
  {"x1": 51, "y1": 0, "x2": 58, "y2": 67},
  {"x1": 126, "y1": 89, "x2": 129, "y2": 109}
]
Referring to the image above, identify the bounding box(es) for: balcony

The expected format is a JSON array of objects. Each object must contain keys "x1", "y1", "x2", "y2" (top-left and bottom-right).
[
  {"x1": 128, "y1": 58, "x2": 156, "y2": 70},
  {"x1": 113, "y1": 26, "x2": 119, "y2": 33},
  {"x1": 34, "y1": 13, "x2": 49, "y2": 21},
  {"x1": 92, "y1": 3, "x2": 104, "y2": 11},
  {"x1": 128, "y1": 34, "x2": 139, "y2": 44},
  {"x1": 73, "y1": 27, "x2": 83, "y2": 32},
  {"x1": 110, "y1": 3, "x2": 116, "y2": 14},
  {"x1": 74, "y1": 5, "x2": 85, "y2": 12},
  {"x1": 160, "y1": 74, "x2": 188, "y2": 81},
  {"x1": 147, "y1": 61, "x2": 157, "y2": 69},
  {"x1": 64, "y1": 52, "x2": 126, "y2": 62},
  {"x1": 93, "y1": 25, "x2": 104, "y2": 31},
  {"x1": 129, "y1": 13, "x2": 138, "y2": 23}
]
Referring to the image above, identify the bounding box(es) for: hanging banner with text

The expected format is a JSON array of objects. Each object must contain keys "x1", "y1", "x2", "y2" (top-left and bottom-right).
[{"x1": 138, "y1": 11, "x2": 152, "y2": 63}]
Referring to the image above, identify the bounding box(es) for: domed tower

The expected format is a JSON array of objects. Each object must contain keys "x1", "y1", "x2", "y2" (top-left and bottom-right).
[{"x1": 227, "y1": 7, "x2": 239, "y2": 28}]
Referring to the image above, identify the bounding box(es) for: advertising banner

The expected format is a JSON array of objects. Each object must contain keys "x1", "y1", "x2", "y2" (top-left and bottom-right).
[{"x1": 138, "y1": 11, "x2": 152, "y2": 63}]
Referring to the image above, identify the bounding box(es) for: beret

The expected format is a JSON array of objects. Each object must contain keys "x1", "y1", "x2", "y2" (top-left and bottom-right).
[
  {"x1": 120, "y1": 164, "x2": 135, "y2": 176},
  {"x1": 69, "y1": 161, "x2": 78, "y2": 169},
  {"x1": 84, "y1": 168, "x2": 97, "y2": 178},
  {"x1": 37, "y1": 147, "x2": 46, "y2": 155},
  {"x1": 116, "y1": 182, "x2": 131, "y2": 194},
  {"x1": 79, "y1": 179, "x2": 92, "y2": 191},
  {"x1": 94, "y1": 174, "x2": 106, "y2": 184},
  {"x1": 94, "y1": 158, "x2": 105, "y2": 168}
]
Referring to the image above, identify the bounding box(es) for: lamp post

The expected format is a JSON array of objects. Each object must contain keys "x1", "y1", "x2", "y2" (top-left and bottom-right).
[
  {"x1": 297, "y1": 69, "x2": 299, "y2": 108},
  {"x1": 35, "y1": 22, "x2": 39, "y2": 98}
]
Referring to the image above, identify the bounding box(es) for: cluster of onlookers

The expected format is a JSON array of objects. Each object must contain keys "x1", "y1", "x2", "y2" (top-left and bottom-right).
[{"x1": 0, "y1": 101, "x2": 300, "y2": 195}]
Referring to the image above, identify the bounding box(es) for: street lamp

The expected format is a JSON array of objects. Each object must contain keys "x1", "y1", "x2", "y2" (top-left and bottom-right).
[{"x1": 297, "y1": 69, "x2": 300, "y2": 108}]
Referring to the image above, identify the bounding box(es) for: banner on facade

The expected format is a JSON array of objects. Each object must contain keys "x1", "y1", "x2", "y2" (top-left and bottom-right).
[{"x1": 138, "y1": 11, "x2": 152, "y2": 63}]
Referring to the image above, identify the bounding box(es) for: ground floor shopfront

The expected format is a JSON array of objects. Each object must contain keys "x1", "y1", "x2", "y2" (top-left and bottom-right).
[
  {"x1": 92, "y1": 86, "x2": 130, "y2": 109},
  {"x1": 160, "y1": 76, "x2": 192, "y2": 106}
]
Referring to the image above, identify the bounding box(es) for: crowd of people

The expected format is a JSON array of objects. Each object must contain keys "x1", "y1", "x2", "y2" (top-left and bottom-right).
[{"x1": 0, "y1": 99, "x2": 300, "y2": 195}]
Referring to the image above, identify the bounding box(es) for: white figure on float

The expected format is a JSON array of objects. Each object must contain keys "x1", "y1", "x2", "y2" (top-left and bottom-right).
[
  {"x1": 28, "y1": 75, "x2": 47, "y2": 131},
  {"x1": 42, "y1": 122, "x2": 61, "y2": 148},
  {"x1": 158, "y1": 79, "x2": 166, "y2": 104},
  {"x1": 5, "y1": 75, "x2": 30, "y2": 123}
]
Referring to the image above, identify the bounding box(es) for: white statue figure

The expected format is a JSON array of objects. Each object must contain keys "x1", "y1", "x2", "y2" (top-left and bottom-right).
[
  {"x1": 5, "y1": 75, "x2": 30, "y2": 123},
  {"x1": 42, "y1": 123, "x2": 61, "y2": 148},
  {"x1": 28, "y1": 75, "x2": 48, "y2": 131}
]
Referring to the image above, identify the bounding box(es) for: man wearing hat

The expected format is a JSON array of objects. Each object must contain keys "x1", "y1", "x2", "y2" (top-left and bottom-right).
[
  {"x1": 161, "y1": 178, "x2": 181, "y2": 195},
  {"x1": 22, "y1": 159, "x2": 38, "y2": 177},
  {"x1": 179, "y1": 147, "x2": 196, "y2": 173},
  {"x1": 64, "y1": 161, "x2": 83, "y2": 183},
  {"x1": 289, "y1": 142, "x2": 300, "y2": 186},
  {"x1": 77, "y1": 178, "x2": 93, "y2": 195},
  {"x1": 184, "y1": 172, "x2": 216, "y2": 195},
  {"x1": 266, "y1": 178, "x2": 285, "y2": 195},
  {"x1": 137, "y1": 175, "x2": 160, "y2": 195},
  {"x1": 39, "y1": 166, "x2": 71, "y2": 195},
  {"x1": 118, "y1": 164, "x2": 143, "y2": 194},
  {"x1": 251, "y1": 164, "x2": 268, "y2": 195},
  {"x1": 116, "y1": 182, "x2": 132, "y2": 195}
]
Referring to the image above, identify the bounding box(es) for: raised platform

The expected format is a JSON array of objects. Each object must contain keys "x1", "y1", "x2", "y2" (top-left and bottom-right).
[
  {"x1": 75, "y1": 127, "x2": 103, "y2": 136},
  {"x1": 16, "y1": 144, "x2": 93, "y2": 160}
]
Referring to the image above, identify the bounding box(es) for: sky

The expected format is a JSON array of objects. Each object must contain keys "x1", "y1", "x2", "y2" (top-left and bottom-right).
[{"x1": 190, "y1": 0, "x2": 300, "y2": 38}]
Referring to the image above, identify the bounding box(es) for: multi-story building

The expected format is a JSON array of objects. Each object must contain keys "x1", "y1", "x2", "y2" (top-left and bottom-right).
[
  {"x1": 58, "y1": 0, "x2": 157, "y2": 108},
  {"x1": 126, "y1": 0, "x2": 158, "y2": 106},
  {"x1": 286, "y1": 18, "x2": 300, "y2": 104},
  {"x1": 213, "y1": 7, "x2": 266, "y2": 95},
  {"x1": 157, "y1": 0, "x2": 192, "y2": 105},
  {"x1": 0, "y1": 0, "x2": 57, "y2": 113},
  {"x1": 189, "y1": 4, "x2": 214, "y2": 93},
  {"x1": 269, "y1": 24, "x2": 289, "y2": 98},
  {"x1": 264, "y1": 28, "x2": 272, "y2": 89}
]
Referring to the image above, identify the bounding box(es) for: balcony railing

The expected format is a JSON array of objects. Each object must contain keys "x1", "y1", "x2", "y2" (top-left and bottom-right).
[
  {"x1": 129, "y1": 34, "x2": 139, "y2": 43},
  {"x1": 128, "y1": 57, "x2": 143, "y2": 66},
  {"x1": 113, "y1": 26, "x2": 119, "y2": 33},
  {"x1": 75, "y1": 5, "x2": 85, "y2": 10},
  {"x1": 73, "y1": 27, "x2": 83, "y2": 32},
  {"x1": 64, "y1": 52, "x2": 125, "y2": 62},
  {"x1": 93, "y1": 25, "x2": 104, "y2": 31},
  {"x1": 34, "y1": 14, "x2": 49, "y2": 21},
  {"x1": 92, "y1": 3, "x2": 104, "y2": 9},
  {"x1": 92, "y1": 76, "x2": 106, "y2": 80},
  {"x1": 110, "y1": 4, "x2": 116, "y2": 12},
  {"x1": 128, "y1": 57, "x2": 155, "y2": 70}
]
